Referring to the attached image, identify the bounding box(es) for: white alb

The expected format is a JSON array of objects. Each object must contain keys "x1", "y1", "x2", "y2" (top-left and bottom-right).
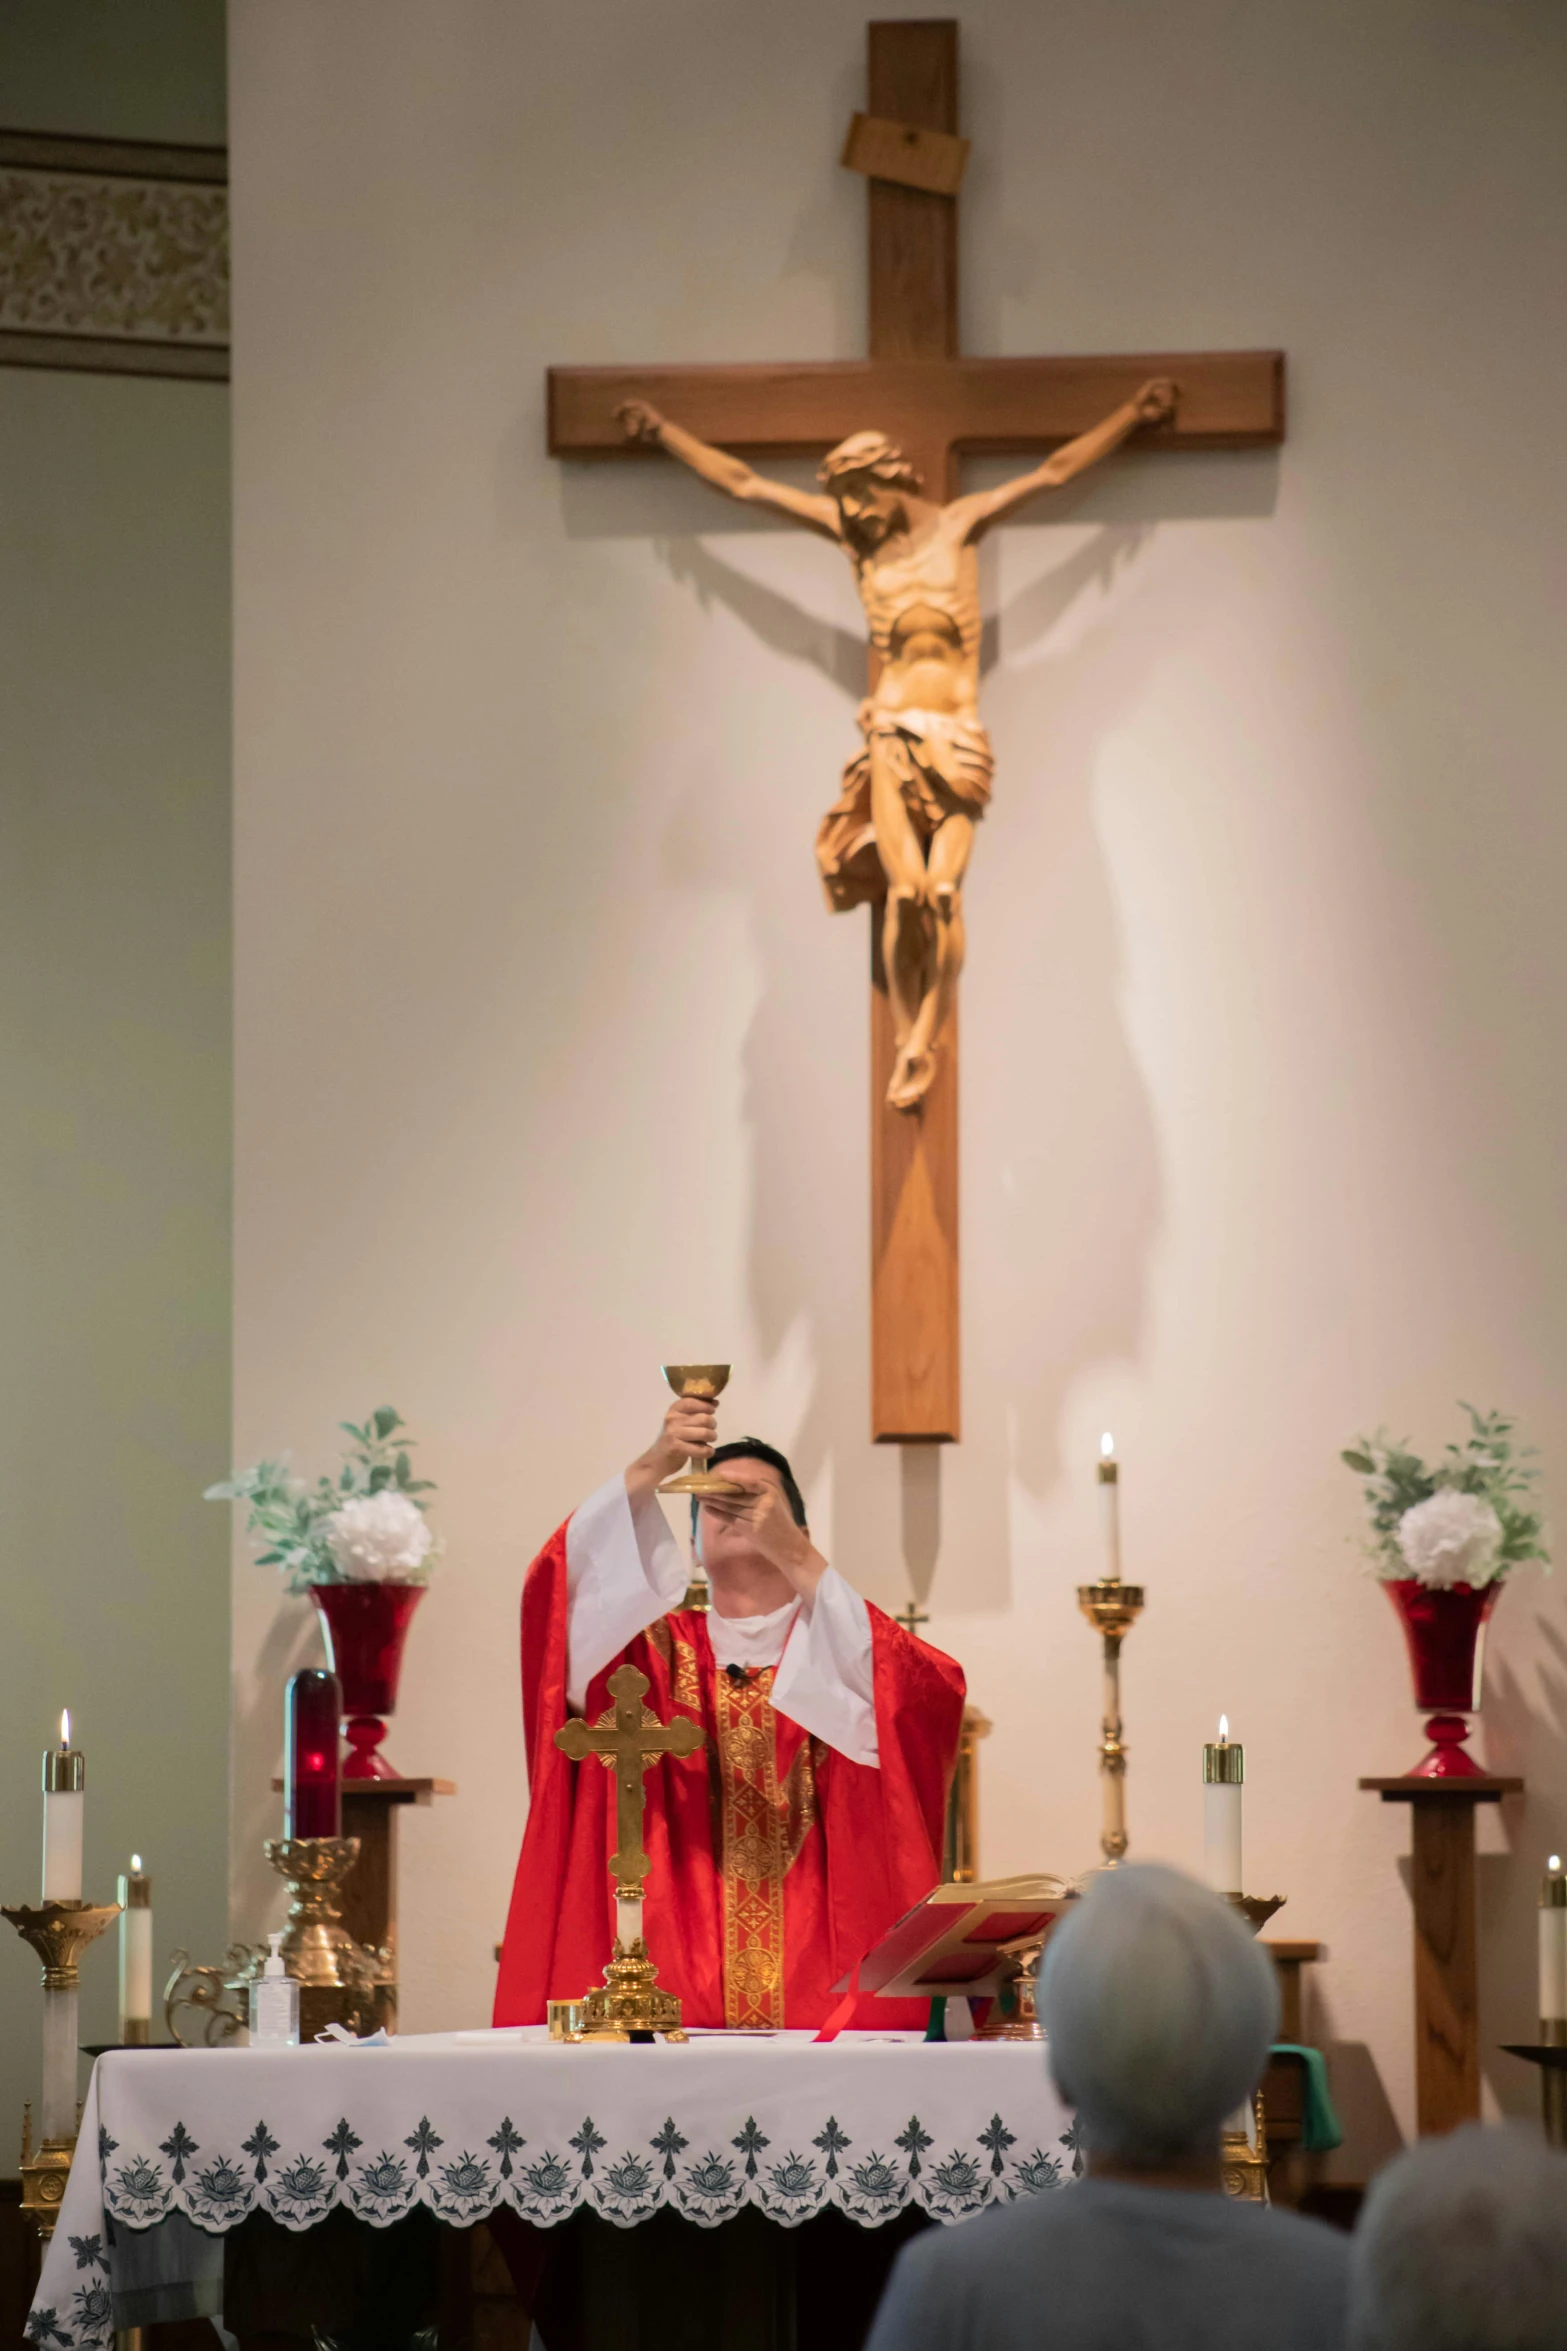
[{"x1": 563, "y1": 1473, "x2": 880, "y2": 1766}]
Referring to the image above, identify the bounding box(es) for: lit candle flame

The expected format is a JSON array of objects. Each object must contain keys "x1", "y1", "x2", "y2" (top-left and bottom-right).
[
  {"x1": 59, "y1": 1708, "x2": 71, "y2": 1749},
  {"x1": 1552, "y1": 1855, "x2": 1562, "y2": 1873},
  {"x1": 131, "y1": 1854, "x2": 143, "y2": 1873},
  {"x1": 1219, "y1": 1715, "x2": 1229, "y2": 1742},
  {"x1": 1100, "y1": 1432, "x2": 1115, "y2": 1458}
]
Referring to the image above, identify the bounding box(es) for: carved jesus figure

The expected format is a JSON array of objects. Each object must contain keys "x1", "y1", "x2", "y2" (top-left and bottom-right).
[{"x1": 619, "y1": 378, "x2": 1176, "y2": 1109}]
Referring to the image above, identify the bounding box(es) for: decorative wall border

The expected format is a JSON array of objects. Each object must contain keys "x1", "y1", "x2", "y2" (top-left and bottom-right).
[{"x1": 0, "y1": 128, "x2": 228, "y2": 382}]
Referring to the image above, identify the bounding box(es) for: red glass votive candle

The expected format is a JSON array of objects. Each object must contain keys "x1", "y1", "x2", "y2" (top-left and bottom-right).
[{"x1": 285, "y1": 1667, "x2": 342, "y2": 1839}]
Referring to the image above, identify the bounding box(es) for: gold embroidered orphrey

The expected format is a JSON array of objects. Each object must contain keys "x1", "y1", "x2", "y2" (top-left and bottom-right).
[{"x1": 715, "y1": 1665, "x2": 821, "y2": 2030}]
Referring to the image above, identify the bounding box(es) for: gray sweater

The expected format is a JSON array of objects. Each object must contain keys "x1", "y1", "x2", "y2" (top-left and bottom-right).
[{"x1": 865, "y1": 2178, "x2": 1350, "y2": 2351}]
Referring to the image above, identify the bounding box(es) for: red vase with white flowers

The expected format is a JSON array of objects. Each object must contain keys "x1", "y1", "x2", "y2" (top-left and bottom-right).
[
  {"x1": 1343, "y1": 1406, "x2": 1548, "y2": 1778},
  {"x1": 207, "y1": 1407, "x2": 439, "y2": 1779}
]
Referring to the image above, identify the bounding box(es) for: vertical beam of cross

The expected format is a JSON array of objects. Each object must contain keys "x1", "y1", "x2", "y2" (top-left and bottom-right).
[{"x1": 866, "y1": 20, "x2": 962, "y2": 1442}]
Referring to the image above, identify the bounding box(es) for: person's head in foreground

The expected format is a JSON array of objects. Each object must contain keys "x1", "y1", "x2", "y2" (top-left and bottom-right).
[
  {"x1": 1039, "y1": 1858, "x2": 1279, "y2": 2178},
  {"x1": 1348, "y1": 2123, "x2": 1567, "y2": 2351},
  {"x1": 864, "y1": 1863, "x2": 1350, "y2": 2351}
]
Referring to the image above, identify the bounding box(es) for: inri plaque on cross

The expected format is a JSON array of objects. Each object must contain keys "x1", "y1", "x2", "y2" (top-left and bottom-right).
[{"x1": 548, "y1": 20, "x2": 1285, "y2": 1443}]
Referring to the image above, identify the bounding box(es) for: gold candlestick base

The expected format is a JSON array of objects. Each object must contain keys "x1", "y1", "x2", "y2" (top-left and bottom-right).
[
  {"x1": 564, "y1": 1937, "x2": 689, "y2": 2043},
  {"x1": 263, "y1": 1838, "x2": 380, "y2": 2040},
  {"x1": 18, "y1": 2105, "x2": 76, "y2": 2242},
  {"x1": 2, "y1": 1898, "x2": 121, "y2": 1989},
  {"x1": 1221, "y1": 2092, "x2": 1270, "y2": 2203}
]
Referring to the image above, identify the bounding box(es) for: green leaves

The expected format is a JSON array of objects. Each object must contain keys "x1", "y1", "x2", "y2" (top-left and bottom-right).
[
  {"x1": 206, "y1": 1410, "x2": 439, "y2": 1593},
  {"x1": 1343, "y1": 1404, "x2": 1549, "y2": 1580}
]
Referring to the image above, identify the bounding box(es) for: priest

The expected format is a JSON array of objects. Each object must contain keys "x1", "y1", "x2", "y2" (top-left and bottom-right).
[{"x1": 494, "y1": 1393, "x2": 966, "y2": 2030}]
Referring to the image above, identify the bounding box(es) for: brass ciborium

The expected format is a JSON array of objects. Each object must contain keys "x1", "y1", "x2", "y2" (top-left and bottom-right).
[
  {"x1": 262, "y1": 1838, "x2": 380, "y2": 2041},
  {"x1": 656, "y1": 1363, "x2": 749, "y2": 1500}
]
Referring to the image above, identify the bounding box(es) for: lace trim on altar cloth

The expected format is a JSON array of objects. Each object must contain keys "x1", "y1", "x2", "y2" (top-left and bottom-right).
[{"x1": 27, "y1": 2108, "x2": 1079, "y2": 2348}]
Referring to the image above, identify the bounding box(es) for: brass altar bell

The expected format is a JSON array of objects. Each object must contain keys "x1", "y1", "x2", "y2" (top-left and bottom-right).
[{"x1": 553, "y1": 1662, "x2": 706, "y2": 2041}]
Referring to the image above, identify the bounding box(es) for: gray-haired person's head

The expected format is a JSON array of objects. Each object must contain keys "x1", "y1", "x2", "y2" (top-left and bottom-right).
[
  {"x1": 1037, "y1": 1861, "x2": 1279, "y2": 2165},
  {"x1": 1349, "y1": 2123, "x2": 1567, "y2": 2351}
]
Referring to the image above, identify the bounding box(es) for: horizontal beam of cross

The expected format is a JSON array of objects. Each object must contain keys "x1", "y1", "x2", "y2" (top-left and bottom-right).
[{"x1": 548, "y1": 351, "x2": 1283, "y2": 463}]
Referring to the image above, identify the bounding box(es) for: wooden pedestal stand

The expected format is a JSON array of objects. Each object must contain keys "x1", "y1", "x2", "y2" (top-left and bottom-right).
[
  {"x1": 273, "y1": 1776, "x2": 454, "y2": 2029},
  {"x1": 1360, "y1": 1774, "x2": 1523, "y2": 2134}
]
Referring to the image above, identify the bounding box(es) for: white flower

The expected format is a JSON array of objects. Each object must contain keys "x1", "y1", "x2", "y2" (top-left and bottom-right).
[
  {"x1": 323, "y1": 1491, "x2": 433, "y2": 1582},
  {"x1": 1395, "y1": 1490, "x2": 1503, "y2": 1588}
]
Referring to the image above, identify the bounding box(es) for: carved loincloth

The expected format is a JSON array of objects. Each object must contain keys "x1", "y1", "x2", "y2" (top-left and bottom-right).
[{"x1": 815, "y1": 702, "x2": 993, "y2": 912}]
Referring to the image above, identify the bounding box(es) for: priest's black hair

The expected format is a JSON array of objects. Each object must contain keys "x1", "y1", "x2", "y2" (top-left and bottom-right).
[{"x1": 690, "y1": 1438, "x2": 809, "y2": 1533}]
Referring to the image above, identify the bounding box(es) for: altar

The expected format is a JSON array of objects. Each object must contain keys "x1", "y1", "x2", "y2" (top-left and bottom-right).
[{"x1": 30, "y1": 2030, "x2": 1074, "y2": 2346}]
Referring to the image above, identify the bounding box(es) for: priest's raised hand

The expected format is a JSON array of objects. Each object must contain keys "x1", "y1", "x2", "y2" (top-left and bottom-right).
[{"x1": 495, "y1": 1405, "x2": 965, "y2": 2032}]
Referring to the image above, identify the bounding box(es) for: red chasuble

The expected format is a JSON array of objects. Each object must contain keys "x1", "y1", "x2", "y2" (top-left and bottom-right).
[{"x1": 494, "y1": 1519, "x2": 966, "y2": 2031}]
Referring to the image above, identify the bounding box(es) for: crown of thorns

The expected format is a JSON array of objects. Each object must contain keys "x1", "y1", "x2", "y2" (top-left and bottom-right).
[{"x1": 817, "y1": 432, "x2": 924, "y2": 492}]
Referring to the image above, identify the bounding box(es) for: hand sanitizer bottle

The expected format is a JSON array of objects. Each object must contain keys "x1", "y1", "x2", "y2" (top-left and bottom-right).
[{"x1": 249, "y1": 1932, "x2": 300, "y2": 2048}]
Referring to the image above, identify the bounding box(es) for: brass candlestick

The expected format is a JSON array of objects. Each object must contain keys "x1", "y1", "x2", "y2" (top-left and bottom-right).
[
  {"x1": 1540, "y1": 2020, "x2": 1567, "y2": 2150},
  {"x1": 1218, "y1": 1883, "x2": 1288, "y2": 2202},
  {"x1": 4, "y1": 1897, "x2": 120, "y2": 2240},
  {"x1": 1076, "y1": 1563, "x2": 1144, "y2": 1865},
  {"x1": 554, "y1": 1662, "x2": 706, "y2": 2040},
  {"x1": 944, "y1": 1705, "x2": 991, "y2": 1885}
]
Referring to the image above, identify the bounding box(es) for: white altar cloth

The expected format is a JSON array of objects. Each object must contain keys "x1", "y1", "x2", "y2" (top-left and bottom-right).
[{"x1": 31, "y1": 2029, "x2": 1076, "y2": 2347}]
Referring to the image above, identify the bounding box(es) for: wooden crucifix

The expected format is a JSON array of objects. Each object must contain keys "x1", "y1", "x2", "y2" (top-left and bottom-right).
[
  {"x1": 548, "y1": 20, "x2": 1285, "y2": 1443},
  {"x1": 555, "y1": 1662, "x2": 705, "y2": 1893}
]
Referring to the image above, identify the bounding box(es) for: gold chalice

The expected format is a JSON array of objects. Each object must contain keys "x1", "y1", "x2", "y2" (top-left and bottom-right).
[{"x1": 656, "y1": 1363, "x2": 749, "y2": 1499}]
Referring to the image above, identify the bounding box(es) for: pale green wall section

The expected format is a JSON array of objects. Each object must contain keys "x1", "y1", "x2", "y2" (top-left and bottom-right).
[{"x1": 0, "y1": 3, "x2": 229, "y2": 2131}]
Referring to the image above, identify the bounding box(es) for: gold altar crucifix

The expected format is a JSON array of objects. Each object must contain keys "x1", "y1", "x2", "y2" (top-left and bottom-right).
[
  {"x1": 555, "y1": 1661, "x2": 706, "y2": 1894},
  {"x1": 548, "y1": 21, "x2": 1285, "y2": 1443},
  {"x1": 553, "y1": 1661, "x2": 705, "y2": 2040}
]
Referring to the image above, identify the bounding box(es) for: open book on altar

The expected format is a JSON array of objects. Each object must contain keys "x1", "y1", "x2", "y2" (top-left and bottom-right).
[{"x1": 833, "y1": 1874, "x2": 1082, "y2": 2000}]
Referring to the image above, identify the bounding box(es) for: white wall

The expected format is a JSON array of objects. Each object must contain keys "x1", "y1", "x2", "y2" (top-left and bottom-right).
[{"x1": 229, "y1": 0, "x2": 1567, "y2": 2170}]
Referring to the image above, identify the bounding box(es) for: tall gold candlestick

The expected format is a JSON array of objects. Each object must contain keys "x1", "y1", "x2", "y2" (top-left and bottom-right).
[
  {"x1": 1077, "y1": 1438, "x2": 1144, "y2": 1865},
  {"x1": 4, "y1": 1895, "x2": 120, "y2": 2240}
]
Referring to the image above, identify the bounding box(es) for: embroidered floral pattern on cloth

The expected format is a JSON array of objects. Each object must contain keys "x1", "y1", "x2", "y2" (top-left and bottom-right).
[{"x1": 28, "y1": 2037, "x2": 1075, "y2": 2347}]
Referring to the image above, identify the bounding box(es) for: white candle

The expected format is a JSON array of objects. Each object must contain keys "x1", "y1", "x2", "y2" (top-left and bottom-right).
[
  {"x1": 42, "y1": 1711, "x2": 84, "y2": 1903},
  {"x1": 1098, "y1": 1434, "x2": 1122, "y2": 1578},
  {"x1": 1203, "y1": 1717, "x2": 1244, "y2": 1895},
  {"x1": 616, "y1": 1894, "x2": 644, "y2": 1952},
  {"x1": 118, "y1": 1857, "x2": 153, "y2": 2042},
  {"x1": 1540, "y1": 1854, "x2": 1567, "y2": 2030}
]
